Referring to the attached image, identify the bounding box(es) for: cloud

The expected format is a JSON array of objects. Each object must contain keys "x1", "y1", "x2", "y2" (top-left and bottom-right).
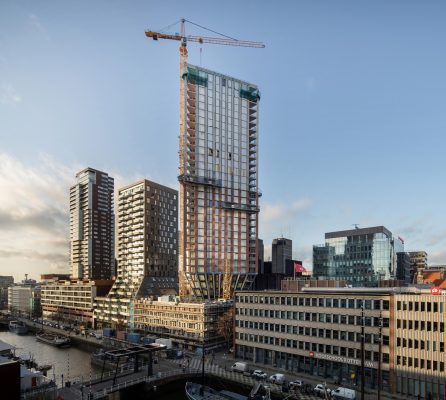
[
  {"x1": 261, "y1": 198, "x2": 311, "y2": 223},
  {"x1": 0, "y1": 153, "x2": 74, "y2": 278},
  {"x1": 0, "y1": 153, "x2": 150, "y2": 280},
  {"x1": 0, "y1": 84, "x2": 22, "y2": 104}
]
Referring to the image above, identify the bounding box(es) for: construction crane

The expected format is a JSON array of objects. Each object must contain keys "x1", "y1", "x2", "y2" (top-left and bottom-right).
[
  {"x1": 145, "y1": 18, "x2": 265, "y2": 67},
  {"x1": 145, "y1": 19, "x2": 264, "y2": 298}
]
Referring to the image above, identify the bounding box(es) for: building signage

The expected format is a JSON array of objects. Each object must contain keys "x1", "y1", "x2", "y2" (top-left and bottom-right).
[
  {"x1": 312, "y1": 352, "x2": 377, "y2": 369},
  {"x1": 309, "y1": 351, "x2": 315, "y2": 358},
  {"x1": 431, "y1": 286, "x2": 441, "y2": 295}
]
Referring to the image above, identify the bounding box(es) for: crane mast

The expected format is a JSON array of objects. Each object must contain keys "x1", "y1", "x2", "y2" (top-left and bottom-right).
[{"x1": 145, "y1": 19, "x2": 264, "y2": 299}]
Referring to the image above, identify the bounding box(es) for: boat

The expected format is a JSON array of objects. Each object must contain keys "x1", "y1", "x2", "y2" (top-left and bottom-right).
[
  {"x1": 9, "y1": 320, "x2": 28, "y2": 334},
  {"x1": 36, "y1": 332, "x2": 71, "y2": 348},
  {"x1": 185, "y1": 382, "x2": 247, "y2": 400}
]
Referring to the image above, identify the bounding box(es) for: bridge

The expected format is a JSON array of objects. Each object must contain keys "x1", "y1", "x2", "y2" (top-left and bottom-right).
[{"x1": 21, "y1": 358, "x2": 294, "y2": 400}]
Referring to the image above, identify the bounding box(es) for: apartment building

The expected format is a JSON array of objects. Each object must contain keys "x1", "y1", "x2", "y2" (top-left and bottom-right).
[
  {"x1": 70, "y1": 167, "x2": 115, "y2": 280},
  {"x1": 41, "y1": 279, "x2": 113, "y2": 327},
  {"x1": 178, "y1": 64, "x2": 260, "y2": 300},
  {"x1": 95, "y1": 179, "x2": 178, "y2": 327}
]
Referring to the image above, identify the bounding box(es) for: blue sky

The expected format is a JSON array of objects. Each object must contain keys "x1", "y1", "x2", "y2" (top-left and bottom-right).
[{"x1": 1, "y1": 0, "x2": 446, "y2": 281}]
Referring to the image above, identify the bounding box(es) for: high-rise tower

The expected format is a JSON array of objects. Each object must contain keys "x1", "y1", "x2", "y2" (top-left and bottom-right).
[
  {"x1": 95, "y1": 179, "x2": 178, "y2": 327},
  {"x1": 179, "y1": 64, "x2": 260, "y2": 300},
  {"x1": 70, "y1": 168, "x2": 115, "y2": 280}
]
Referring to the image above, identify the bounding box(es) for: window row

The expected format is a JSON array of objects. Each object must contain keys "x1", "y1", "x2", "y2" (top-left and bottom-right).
[{"x1": 236, "y1": 333, "x2": 389, "y2": 364}]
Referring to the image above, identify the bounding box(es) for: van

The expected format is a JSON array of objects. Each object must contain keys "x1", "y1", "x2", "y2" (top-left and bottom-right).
[
  {"x1": 268, "y1": 373, "x2": 286, "y2": 385},
  {"x1": 230, "y1": 362, "x2": 249, "y2": 373},
  {"x1": 331, "y1": 387, "x2": 356, "y2": 400}
]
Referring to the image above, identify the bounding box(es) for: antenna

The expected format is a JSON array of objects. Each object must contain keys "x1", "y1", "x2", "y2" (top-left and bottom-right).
[{"x1": 353, "y1": 224, "x2": 360, "y2": 230}]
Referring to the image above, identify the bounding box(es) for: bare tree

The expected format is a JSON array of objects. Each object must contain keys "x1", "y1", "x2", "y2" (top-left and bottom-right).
[{"x1": 217, "y1": 307, "x2": 234, "y2": 351}]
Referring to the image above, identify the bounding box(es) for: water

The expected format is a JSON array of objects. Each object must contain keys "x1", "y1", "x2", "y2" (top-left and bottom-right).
[{"x1": 0, "y1": 331, "x2": 101, "y2": 385}]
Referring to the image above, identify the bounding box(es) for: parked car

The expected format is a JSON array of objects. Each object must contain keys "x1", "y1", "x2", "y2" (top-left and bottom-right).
[
  {"x1": 230, "y1": 362, "x2": 249, "y2": 373},
  {"x1": 289, "y1": 379, "x2": 304, "y2": 389},
  {"x1": 252, "y1": 370, "x2": 268, "y2": 380},
  {"x1": 268, "y1": 373, "x2": 286, "y2": 385},
  {"x1": 331, "y1": 387, "x2": 356, "y2": 399},
  {"x1": 314, "y1": 384, "x2": 331, "y2": 397}
]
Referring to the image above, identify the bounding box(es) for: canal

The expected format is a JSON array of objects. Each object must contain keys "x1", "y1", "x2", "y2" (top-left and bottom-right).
[
  {"x1": 0, "y1": 331, "x2": 258, "y2": 399},
  {"x1": 0, "y1": 331, "x2": 101, "y2": 385}
]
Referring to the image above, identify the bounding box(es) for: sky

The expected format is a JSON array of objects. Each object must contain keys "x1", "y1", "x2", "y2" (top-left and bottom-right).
[{"x1": 1, "y1": 0, "x2": 446, "y2": 282}]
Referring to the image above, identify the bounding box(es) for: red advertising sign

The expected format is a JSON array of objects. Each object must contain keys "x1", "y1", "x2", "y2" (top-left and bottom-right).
[{"x1": 431, "y1": 286, "x2": 440, "y2": 295}]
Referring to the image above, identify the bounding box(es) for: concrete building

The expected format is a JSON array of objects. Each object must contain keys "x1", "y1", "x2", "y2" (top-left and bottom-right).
[
  {"x1": 8, "y1": 281, "x2": 41, "y2": 317},
  {"x1": 41, "y1": 279, "x2": 113, "y2": 328},
  {"x1": 0, "y1": 276, "x2": 13, "y2": 310},
  {"x1": 95, "y1": 179, "x2": 178, "y2": 328},
  {"x1": 272, "y1": 238, "x2": 292, "y2": 274},
  {"x1": 235, "y1": 287, "x2": 391, "y2": 392},
  {"x1": 313, "y1": 226, "x2": 404, "y2": 286},
  {"x1": 133, "y1": 296, "x2": 233, "y2": 350},
  {"x1": 70, "y1": 167, "x2": 115, "y2": 280},
  {"x1": 178, "y1": 64, "x2": 260, "y2": 300},
  {"x1": 394, "y1": 292, "x2": 446, "y2": 399},
  {"x1": 234, "y1": 285, "x2": 446, "y2": 399}
]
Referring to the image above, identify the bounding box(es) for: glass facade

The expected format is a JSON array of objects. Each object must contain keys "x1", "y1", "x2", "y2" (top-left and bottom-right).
[
  {"x1": 313, "y1": 226, "x2": 403, "y2": 286},
  {"x1": 179, "y1": 64, "x2": 260, "y2": 299}
]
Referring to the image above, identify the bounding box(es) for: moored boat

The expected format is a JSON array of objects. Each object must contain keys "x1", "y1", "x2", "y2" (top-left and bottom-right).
[
  {"x1": 185, "y1": 382, "x2": 247, "y2": 400},
  {"x1": 36, "y1": 332, "x2": 71, "y2": 348},
  {"x1": 9, "y1": 320, "x2": 28, "y2": 334}
]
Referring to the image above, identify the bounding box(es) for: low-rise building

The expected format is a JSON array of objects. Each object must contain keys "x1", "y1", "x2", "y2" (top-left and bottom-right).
[
  {"x1": 235, "y1": 287, "x2": 391, "y2": 392},
  {"x1": 8, "y1": 280, "x2": 41, "y2": 317},
  {"x1": 234, "y1": 285, "x2": 446, "y2": 399},
  {"x1": 41, "y1": 279, "x2": 113, "y2": 328},
  {"x1": 133, "y1": 296, "x2": 233, "y2": 350}
]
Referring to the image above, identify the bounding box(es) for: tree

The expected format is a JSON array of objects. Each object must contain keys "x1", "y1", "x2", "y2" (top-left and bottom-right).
[{"x1": 216, "y1": 307, "x2": 234, "y2": 351}]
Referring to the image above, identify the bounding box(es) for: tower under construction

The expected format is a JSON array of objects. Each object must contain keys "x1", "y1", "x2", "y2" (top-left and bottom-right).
[{"x1": 179, "y1": 64, "x2": 260, "y2": 300}]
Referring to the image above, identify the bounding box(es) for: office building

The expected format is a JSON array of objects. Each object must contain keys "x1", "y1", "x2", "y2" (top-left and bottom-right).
[
  {"x1": 8, "y1": 281, "x2": 41, "y2": 317},
  {"x1": 313, "y1": 226, "x2": 404, "y2": 286},
  {"x1": 257, "y1": 239, "x2": 264, "y2": 274},
  {"x1": 234, "y1": 285, "x2": 446, "y2": 399},
  {"x1": 95, "y1": 179, "x2": 178, "y2": 327},
  {"x1": 235, "y1": 287, "x2": 391, "y2": 392},
  {"x1": 396, "y1": 252, "x2": 412, "y2": 284},
  {"x1": 0, "y1": 276, "x2": 13, "y2": 310},
  {"x1": 178, "y1": 64, "x2": 260, "y2": 300},
  {"x1": 272, "y1": 238, "x2": 292, "y2": 274},
  {"x1": 70, "y1": 167, "x2": 115, "y2": 280},
  {"x1": 41, "y1": 279, "x2": 113, "y2": 328},
  {"x1": 409, "y1": 251, "x2": 428, "y2": 283}
]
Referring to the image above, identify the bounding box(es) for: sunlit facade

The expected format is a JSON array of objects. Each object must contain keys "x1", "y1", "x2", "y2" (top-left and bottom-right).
[
  {"x1": 313, "y1": 226, "x2": 403, "y2": 286},
  {"x1": 179, "y1": 64, "x2": 260, "y2": 300}
]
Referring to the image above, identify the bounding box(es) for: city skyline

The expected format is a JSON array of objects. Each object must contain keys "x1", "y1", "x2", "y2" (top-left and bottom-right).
[{"x1": 2, "y1": 1, "x2": 446, "y2": 281}]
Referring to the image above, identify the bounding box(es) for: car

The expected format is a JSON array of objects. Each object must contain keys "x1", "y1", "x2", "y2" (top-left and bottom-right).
[
  {"x1": 268, "y1": 373, "x2": 286, "y2": 385},
  {"x1": 314, "y1": 384, "x2": 331, "y2": 397},
  {"x1": 252, "y1": 370, "x2": 268, "y2": 380},
  {"x1": 289, "y1": 379, "x2": 304, "y2": 389}
]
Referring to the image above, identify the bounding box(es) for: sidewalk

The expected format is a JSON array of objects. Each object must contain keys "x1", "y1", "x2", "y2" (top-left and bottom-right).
[{"x1": 208, "y1": 350, "x2": 406, "y2": 400}]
